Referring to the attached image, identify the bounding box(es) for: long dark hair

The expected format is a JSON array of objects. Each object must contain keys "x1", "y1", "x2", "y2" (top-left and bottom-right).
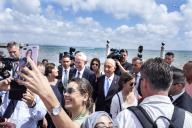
[
  {"x1": 118, "y1": 73, "x2": 134, "y2": 90},
  {"x1": 90, "y1": 58, "x2": 101, "y2": 73}
]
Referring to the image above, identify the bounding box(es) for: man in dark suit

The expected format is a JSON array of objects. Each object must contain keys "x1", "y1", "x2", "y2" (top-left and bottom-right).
[
  {"x1": 57, "y1": 54, "x2": 73, "y2": 93},
  {"x1": 164, "y1": 52, "x2": 177, "y2": 70},
  {"x1": 69, "y1": 52, "x2": 96, "y2": 88},
  {"x1": 169, "y1": 68, "x2": 192, "y2": 113},
  {"x1": 95, "y1": 58, "x2": 120, "y2": 114}
]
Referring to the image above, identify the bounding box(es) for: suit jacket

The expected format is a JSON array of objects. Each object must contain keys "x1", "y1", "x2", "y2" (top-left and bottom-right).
[
  {"x1": 69, "y1": 67, "x2": 96, "y2": 87},
  {"x1": 57, "y1": 65, "x2": 73, "y2": 81},
  {"x1": 173, "y1": 92, "x2": 192, "y2": 113},
  {"x1": 95, "y1": 74, "x2": 120, "y2": 114}
]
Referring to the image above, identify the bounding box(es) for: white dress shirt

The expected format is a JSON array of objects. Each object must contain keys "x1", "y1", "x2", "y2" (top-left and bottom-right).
[
  {"x1": 104, "y1": 74, "x2": 114, "y2": 96},
  {"x1": 0, "y1": 91, "x2": 47, "y2": 128},
  {"x1": 75, "y1": 66, "x2": 85, "y2": 78},
  {"x1": 172, "y1": 90, "x2": 185, "y2": 103},
  {"x1": 62, "y1": 67, "x2": 70, "y2": 84},
  {"x1": 115, "y1": 95, "x2": 192, "y2": 128}
]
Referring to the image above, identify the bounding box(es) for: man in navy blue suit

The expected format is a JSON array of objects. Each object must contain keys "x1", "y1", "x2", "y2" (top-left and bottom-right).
[
  {"x1": 95, "y1": 58, "x2": 120, "y2": 114},
  {"x1": 169, "y1": 68, "x2": 192, "y2": 113},
  {"x1": 69, "y1": 52, "x2": 96, "y2": 88}
]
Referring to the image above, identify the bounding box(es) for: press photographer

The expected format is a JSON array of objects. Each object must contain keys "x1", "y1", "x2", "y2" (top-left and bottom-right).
[
  {"x1": 0, "y1": 42, "x2": 47, "y2": 128},
  {"x1": 107, "y1": 48, "x2": 132, "y2": 76}
]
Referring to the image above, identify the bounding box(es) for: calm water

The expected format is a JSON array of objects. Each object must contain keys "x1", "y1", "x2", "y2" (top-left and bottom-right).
[{"x1": 1, "y1": 45, "x2": 192, "y2": 69}]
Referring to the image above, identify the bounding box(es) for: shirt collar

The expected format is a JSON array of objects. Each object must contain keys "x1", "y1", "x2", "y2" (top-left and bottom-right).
[
  {"x1": 140, "y1": 95, "x2": 172, "y2": 106},
  {"x1": 77, "y1": 66, "x2": 85, "y2": 74},
  {"x1": 105, "y1": 73, "x2": 114, "y2": 81},
  {"x1": 63, "y1": 67, "x2": 70, "y2": 72},
  {"x1": 172, "y1": 90, "x2": 185, "y2": 102}
]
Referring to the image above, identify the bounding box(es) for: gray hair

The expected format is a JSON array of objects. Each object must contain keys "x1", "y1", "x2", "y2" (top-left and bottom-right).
[
  {"x1": 141, "y1": 57, "x2": 173, "y2": 91},
  {"x1": 75, "y1": 52, "x2": 87, "y2": 61}
]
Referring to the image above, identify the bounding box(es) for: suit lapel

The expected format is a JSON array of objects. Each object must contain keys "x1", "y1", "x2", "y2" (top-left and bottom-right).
[{"x1": 105, "y1": 75, "x2": 118, "y2": 99}]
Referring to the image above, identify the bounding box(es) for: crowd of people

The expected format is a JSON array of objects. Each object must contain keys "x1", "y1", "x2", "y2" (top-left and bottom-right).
[{"x1": 0, "y1": 41, "x2": 192, "y2": 128}]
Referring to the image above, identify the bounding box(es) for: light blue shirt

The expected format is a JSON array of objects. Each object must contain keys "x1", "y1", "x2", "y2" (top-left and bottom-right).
[{"x1": 0, "y1": 91, "x2": 47, "y2": 128}]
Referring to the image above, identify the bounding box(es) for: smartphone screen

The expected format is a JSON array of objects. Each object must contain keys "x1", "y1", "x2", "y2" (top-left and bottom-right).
[
  {"x1": 9, "y1": 45, "x2": 39, "y2": 100},
  {"x1": 20, "y1": 45, "x2": 39, "y2": 65}
]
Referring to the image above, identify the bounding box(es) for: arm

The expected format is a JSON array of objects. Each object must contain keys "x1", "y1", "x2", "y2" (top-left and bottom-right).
[
  {"x1": 110, "y1": 94, "x2": 119, "y2": 120},
  {"x1": 0, "y1": 78, "x2": 12, "y2": 91},
  {"x1": 116, "y1": 61, "x2": 129, "y2": 74},
  {"x1": 22, "y1": 90, "x2": 47, "y2": 121},
  {"x1": 18, "y1": 57, "x2": 80, "y2": 128}
]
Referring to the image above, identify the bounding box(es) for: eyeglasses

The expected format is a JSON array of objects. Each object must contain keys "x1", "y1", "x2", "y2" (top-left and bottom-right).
[
  {"x1": 64, "y1": 87, "x2": 79, "y2": 94},
  {"x1": 92, "y1": 63, "x2": 99, "y2": 66}
]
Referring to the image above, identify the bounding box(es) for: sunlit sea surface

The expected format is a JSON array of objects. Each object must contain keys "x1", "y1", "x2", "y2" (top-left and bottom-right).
[{"x1": 1, "y1": 45, "x2": 192, "y2": 69}]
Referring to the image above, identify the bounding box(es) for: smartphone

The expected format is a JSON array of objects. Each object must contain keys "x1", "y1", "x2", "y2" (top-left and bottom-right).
[
  {"x1": 9, "y1": 80, "x2": 26, "y2": 100},
  {"x1": 19, "y1": 45, "x2": 39, "y2": 67},
  {"x1": 9, "y1": 45, "x2": 39, "y2": 100}
]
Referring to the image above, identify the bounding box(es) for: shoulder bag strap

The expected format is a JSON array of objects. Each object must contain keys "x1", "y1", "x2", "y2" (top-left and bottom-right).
[
  {"x1": 171, "y1": 107, "x2": 185, "y2": 128},
  {"x1": 117, "y1": 93, "x2": 122, "y2": 111},
  {"x1": 128, "y1": 106, "x2": 153, "y2": 128}
]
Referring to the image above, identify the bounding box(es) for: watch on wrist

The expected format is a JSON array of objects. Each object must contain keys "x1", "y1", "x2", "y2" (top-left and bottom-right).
[{"x1": 51, "y1": 104, "x2": 62, "y2": 116}]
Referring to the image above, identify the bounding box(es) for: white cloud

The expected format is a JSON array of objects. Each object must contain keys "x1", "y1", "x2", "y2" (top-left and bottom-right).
[
  {"x1": 11, "y1": 0, "x2": 41, "y2": 15},
  {"x1": 0, "y1": 0, "x2": 192, "y2": 50}
]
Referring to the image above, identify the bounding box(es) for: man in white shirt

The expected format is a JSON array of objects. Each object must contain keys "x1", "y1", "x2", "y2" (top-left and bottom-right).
[
  {"x1": 1, "y1": 42, "x2": 47, "y2": 128},
  {"x1": 115, "y1": 57, "x2": 192, "y2": 128}
]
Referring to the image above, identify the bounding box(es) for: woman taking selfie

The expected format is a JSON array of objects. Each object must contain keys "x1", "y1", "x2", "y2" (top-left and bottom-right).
[
  {"x1": 18, "y1": 57, "x2": 93, "y2": 128},
  {"x1": 64, "y1": 78, "x2": 93, "y2": 125}
]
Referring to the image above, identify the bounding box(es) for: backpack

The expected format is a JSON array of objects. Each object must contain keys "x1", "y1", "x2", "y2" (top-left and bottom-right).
[{"x1": 128, "y1": 106, "x2": 185, "y2": 128}]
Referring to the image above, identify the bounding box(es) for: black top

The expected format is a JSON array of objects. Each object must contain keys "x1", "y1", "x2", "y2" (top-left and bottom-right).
[{"x1": 115, "y1": 61, "x2": 132, "y2": 76}]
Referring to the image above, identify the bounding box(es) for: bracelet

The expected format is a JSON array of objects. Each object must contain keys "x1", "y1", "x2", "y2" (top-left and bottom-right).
[{"x1": 29, "y1": 101, "x2": 36, "y2": 108}]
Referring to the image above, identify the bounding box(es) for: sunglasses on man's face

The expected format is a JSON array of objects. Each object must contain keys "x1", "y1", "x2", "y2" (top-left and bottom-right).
[{"x1": 64, "y1": 87, "x2": 79, "y2": 94}]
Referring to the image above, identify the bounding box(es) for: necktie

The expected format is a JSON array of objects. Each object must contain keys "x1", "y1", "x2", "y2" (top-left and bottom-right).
[
  {"x1": 63, "y1": 69, "x2": 68, "y2": 87},
  {"x1": 3, "y1": 100, "x2": 18, "y2": 118},
  {"x1": 105, "y1": 78, "x2": 110, "y2": 97},
  {"x1": 12, "y1": 62, "x2": 18, "y2": 78},
  {"x1": 77, "y1": 72, "x2": 80, "y2": 78},
  {"x1": 169, "y1": 95, "x2": 173, "y2": 101}
]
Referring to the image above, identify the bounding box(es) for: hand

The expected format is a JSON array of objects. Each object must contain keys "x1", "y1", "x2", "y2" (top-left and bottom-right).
[
  {"x1": 0, "y1": 121, "x2": 16, "y2": 128},
  {"x1": 115, "y1": 60, "x2": 121, "y2": 66},
  {"x1": 0, "y1": 77, "x2": 12, "y2": 91},
  {"x1": 17, "y1": 57, "x2": 53, "y2": 99},
  {"x1": 42, "y1": 118, "x2": 48, "y2": 128},
  {"x1": 22, "y1": 89, "x2": 36, "y2": 107}
]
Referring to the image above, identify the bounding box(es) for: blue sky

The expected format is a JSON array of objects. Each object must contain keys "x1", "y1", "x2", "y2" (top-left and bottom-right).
[{"x1": 0, "y1": 0, "x2": 192, "y2": 50}]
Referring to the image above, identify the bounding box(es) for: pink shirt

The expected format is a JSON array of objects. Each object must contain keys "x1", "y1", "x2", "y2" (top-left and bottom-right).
[{"x1": 185, "y1": 83, "x2": 192, "y2": 97}]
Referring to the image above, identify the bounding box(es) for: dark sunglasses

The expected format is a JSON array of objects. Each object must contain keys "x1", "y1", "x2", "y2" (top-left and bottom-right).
[
  {"x1": 92, "y1": 63, "x2": 99, "y2": 66},
  {"x1": 130, "y1": 82, "x2": 135, "y2": 87},
  {"x1": 64, "y1": 87, "x2": 79, "y2": 94}
]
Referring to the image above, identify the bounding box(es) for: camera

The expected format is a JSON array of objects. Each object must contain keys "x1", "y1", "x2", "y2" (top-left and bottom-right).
[
  {"x1": 0, "y1": 55, "x2": 18, "y2": 79},
  {"x1": 137, "y1": 45, "x2": 143, "y2": 59},
  {"x1": 59, "y1": 47, "x2": 76, "y2": 62},
  {"x1": 107, "y1": 48, "x2": 122, "y2": 61},
  {"x1": 0, "y1": 55, "x2": 26, "y2": 101}
]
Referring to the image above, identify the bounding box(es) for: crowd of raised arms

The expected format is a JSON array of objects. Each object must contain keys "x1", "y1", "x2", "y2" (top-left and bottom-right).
[{"x1": 0, "y1": 41, "x2": 192, "y2": 128}]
